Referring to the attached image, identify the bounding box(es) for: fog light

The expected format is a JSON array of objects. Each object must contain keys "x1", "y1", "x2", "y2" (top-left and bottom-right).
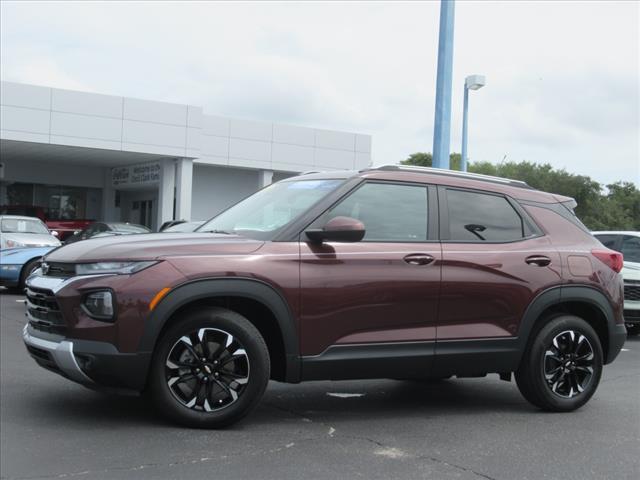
[{"x1": 83, "y1": 291, "x2": 114, "y2": 320}]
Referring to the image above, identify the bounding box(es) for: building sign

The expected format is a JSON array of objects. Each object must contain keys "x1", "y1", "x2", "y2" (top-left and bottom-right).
[{"x1": 112, "y1": 162, "x2": 160, "y2": 187}]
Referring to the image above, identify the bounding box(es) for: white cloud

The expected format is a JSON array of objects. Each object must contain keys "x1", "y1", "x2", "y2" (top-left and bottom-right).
[{"x1": 1, "y1": 0, "x2": 638, "y2": 185}]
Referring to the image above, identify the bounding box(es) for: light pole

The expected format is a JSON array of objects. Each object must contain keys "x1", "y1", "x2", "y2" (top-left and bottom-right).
[
  {"x1": 432, "y1": 0, "x2": 455, "y2": 169},
  {"x1": 460, "y1": 74, "x2": 486, "y2": 171}
]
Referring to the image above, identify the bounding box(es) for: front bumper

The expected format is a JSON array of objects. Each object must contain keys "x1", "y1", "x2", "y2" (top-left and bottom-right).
[
  {"x1": 23, "y1": 324, "x2": 151, "y2": 393},
  {"x1": 23, "y1": 325, "x2": 94, "y2": 385},
  {"x1": 22, "y1": 271, "x2": 156, "y2": 393},
  {"x1": 623, "y1": 301, "x2": 640, "y2": 326}
]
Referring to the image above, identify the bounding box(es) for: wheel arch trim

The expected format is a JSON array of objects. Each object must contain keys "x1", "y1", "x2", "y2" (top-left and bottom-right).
[
  {"x1": 518, "y1": 285, "x2": 622, "y2": 364},
  {"x1": 140, "y1": 277, "x2": 300, "y2": 382}
]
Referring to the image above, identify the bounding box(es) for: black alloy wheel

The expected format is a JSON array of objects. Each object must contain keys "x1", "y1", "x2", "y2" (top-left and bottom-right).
[
  {"x1": 543, "y1": 330, "x2": 595, "y2": 399},
  {"x1": 150, "y1": 307, "x2": 270, "y2": 428},
  {"x1": 165, "y1": 327, "x2": 250, "y2": 412}
]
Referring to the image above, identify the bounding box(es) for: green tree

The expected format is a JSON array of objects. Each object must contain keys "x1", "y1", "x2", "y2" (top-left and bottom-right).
[
  {"x1": 399, "y1": 153, "x2": 640, "y2": 231},
  {"x1": 401, "y1": 152, "x2": 462, "y2": 170}
]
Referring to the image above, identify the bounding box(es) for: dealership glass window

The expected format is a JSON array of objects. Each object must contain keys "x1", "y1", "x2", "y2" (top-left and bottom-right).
[
  {"x1": 5, "y1": 183, "x2": 34, "y2": 207},
  {"x1": 446, "y1": 189, "x2": 525, "y2": 242},
  {"x1": 3, "y1": 182, "x2": 95, "y2": 220}
]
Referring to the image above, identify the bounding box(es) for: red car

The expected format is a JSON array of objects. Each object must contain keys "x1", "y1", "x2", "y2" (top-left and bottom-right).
[
  {"x1": 23, "y1": 166, "x2": 626, "y2": 428},
  {"x1": 0, "y1": 205, "x2": 92, "y2": 241}
]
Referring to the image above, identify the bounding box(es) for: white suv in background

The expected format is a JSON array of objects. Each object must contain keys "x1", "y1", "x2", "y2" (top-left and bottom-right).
[{"x1": 593, "y1": 231, "x2": 640, "y2": 336}]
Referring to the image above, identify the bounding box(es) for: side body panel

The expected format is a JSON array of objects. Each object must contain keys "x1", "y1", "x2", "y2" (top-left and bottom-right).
[
  {"x1": 299, "y1": 241, "x2": 442, "y2": 356},
  {"x1": 438, "y1": 236, "x2": 563, "y2": 340}
]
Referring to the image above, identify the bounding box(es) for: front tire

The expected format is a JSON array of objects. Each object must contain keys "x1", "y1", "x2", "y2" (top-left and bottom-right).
[
  {"x1": 149, "y1": 307, "x2": 270, "y2": 428},
  {"x1": 516, "y1": 315, "x2": 603, "y2": 412}
]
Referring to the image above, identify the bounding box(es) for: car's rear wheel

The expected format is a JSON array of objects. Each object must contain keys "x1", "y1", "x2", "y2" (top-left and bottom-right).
[
  {"x1": 516, "y1": 315, "x2": 603, "y2": 412},
  {"x1": 149, "y1": 307, "x2": 270, "y2": 428}
]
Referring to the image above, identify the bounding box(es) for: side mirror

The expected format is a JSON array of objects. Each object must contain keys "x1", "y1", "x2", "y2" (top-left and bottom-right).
[
  {"x1": 305, "y1": 216, "x2": 365, "y2": 243},
  {"x1": 50, "y1": 230, "x2": 59, "y2": 237}
]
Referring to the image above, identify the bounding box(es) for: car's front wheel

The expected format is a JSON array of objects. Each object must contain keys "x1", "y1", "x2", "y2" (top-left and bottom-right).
[
  {"x1": 515, "y1": 315, "x2": 603, "y2": 412},
  {"x1": 149, "y1": 307, "x2": 270, "y2": 428}
]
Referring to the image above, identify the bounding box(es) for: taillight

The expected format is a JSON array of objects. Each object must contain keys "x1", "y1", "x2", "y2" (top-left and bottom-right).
[{"x1": 591, "y1": 249, "x2": 624, "y2": 273}]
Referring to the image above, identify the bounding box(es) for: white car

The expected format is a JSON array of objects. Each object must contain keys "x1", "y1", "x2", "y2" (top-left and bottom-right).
[
  {"x1": 593, "y1": 231, "x2": 640, "y2": 335},
  {"x1": 0, "y1": 215, "x2": 61, "y2": 250}
]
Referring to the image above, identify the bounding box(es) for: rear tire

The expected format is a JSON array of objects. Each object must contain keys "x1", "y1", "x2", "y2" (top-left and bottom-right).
[
  {"x1": 149, "y1": 307, "x2": 270, "y2": 428},
  {"x1": 516, "y1": 315, "x2": 603, "y2": 412}
]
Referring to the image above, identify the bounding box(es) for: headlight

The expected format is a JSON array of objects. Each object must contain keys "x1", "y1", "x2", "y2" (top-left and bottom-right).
[
  {"x1": 75, "y1": 261, "x2": 158, "y2": 275},
  {"x1": 83, "y1": 291, "x2": 115, "y2": 320},
  {"x1": 5, "y1": 239, "x2": 25, "y2": 248}
]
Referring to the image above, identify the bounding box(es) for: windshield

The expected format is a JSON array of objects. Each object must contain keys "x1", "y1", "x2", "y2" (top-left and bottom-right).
[
  {"x1": 198, "y1": 179, "x2": 345, "y2": 240},
  {"x1": 0, "y1": 218, "x2": 49, "y2": 234}
]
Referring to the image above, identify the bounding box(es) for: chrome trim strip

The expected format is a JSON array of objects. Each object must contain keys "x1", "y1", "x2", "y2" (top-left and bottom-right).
[
  {"x1": 26, "y1": 271, "x2": 113, "y2": 294},
  {"x1": 22, "y1": 325, "x2": 94, "y2": 384}
]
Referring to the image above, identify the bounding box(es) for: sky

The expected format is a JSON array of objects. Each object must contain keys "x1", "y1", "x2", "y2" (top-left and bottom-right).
[{"x1": 1, "y1": 0, "x2": 638, "y2": 186}]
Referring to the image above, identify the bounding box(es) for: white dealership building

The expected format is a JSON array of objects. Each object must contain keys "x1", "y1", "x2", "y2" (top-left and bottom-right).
[{"x1": 0, "y1": 81, "x2": 372, "y2": 230}]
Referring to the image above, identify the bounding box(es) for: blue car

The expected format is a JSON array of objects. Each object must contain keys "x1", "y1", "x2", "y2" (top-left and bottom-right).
[{"x1": 0, "y1": 247, "x2": 55, "y2": 291}]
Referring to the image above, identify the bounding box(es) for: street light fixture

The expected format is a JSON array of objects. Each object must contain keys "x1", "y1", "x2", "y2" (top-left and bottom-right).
[{"x1": 461, "y1": 74, "x2": 486, "y2": 171}]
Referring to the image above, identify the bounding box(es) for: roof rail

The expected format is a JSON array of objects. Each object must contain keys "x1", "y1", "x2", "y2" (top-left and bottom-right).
[{"x1": 364, "y1": 164, "x2": 532, "y2": 189}]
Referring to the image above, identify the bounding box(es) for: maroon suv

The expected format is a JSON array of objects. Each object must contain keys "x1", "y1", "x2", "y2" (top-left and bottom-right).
[{"x1": 23, "y1": 166, "x2": 627, "y2": 427}]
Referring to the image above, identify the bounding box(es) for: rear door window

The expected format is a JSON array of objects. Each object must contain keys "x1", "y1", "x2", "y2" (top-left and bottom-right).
[{"x1": 446, "y1": 189, "x2": 526, "y2": 242}]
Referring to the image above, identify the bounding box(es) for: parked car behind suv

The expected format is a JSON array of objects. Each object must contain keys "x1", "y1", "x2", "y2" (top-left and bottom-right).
[
  {"x1": 0, "y1": 215, "x2": 61, "y2": 250},
  {"x1": 593, "y1": 231, "x2": 640, "y2": 335},
  {"x1": 22, "y1": 166, "x2": 626, "y2": 427},
  {"x1": 64, "y1": 222, "x2": 151, "y2": 244}
]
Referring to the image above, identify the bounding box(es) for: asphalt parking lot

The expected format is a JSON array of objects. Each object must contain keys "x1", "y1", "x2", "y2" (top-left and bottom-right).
[{"x1": 1, "y1": 290, "x2": 638, "y2": 480}]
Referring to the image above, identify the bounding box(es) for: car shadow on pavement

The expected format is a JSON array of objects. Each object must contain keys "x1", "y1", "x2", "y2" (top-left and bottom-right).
[{"x1": 16, "y1": 376, "x2": 534, "y2": 431}]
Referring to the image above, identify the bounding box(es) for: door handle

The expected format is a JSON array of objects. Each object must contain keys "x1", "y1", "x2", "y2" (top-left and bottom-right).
[
  {"x1": 525, "y1": 255, "x2": 551, "y2": 267},
  {"x1": 403, "y1": 253, "x2": 435, "y2": 266}
]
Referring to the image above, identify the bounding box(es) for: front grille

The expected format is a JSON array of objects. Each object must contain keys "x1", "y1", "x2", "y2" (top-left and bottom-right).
[
  {"x1": 43, "y1": 262, "x2": 75, "y2": 278},
  {"x1": 623, "y1": 309, "x2": 640, "y2": 323},
  {"x1": 624, "y1": 284, "x2": 640, "y2": 301},
  {"x1": 25, "y1": 287, "x2": 66, "y2": 333}
]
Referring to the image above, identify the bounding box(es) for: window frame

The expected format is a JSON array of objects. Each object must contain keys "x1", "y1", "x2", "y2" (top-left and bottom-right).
[
  {"x1": 438, "y1": 185, "x2": 542, "y2": 244},
  {"x1": 292, "y1": 179, "x2": 439, "y2": 244}
]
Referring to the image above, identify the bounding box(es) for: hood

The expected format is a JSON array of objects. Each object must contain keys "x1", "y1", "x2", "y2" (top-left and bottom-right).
[
  {"x1": 1, "y1": 232, "x2": 61, "y2": 248},
  {"x1": 46, "y1": 233, "x2": 264, "y2": 263}
]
